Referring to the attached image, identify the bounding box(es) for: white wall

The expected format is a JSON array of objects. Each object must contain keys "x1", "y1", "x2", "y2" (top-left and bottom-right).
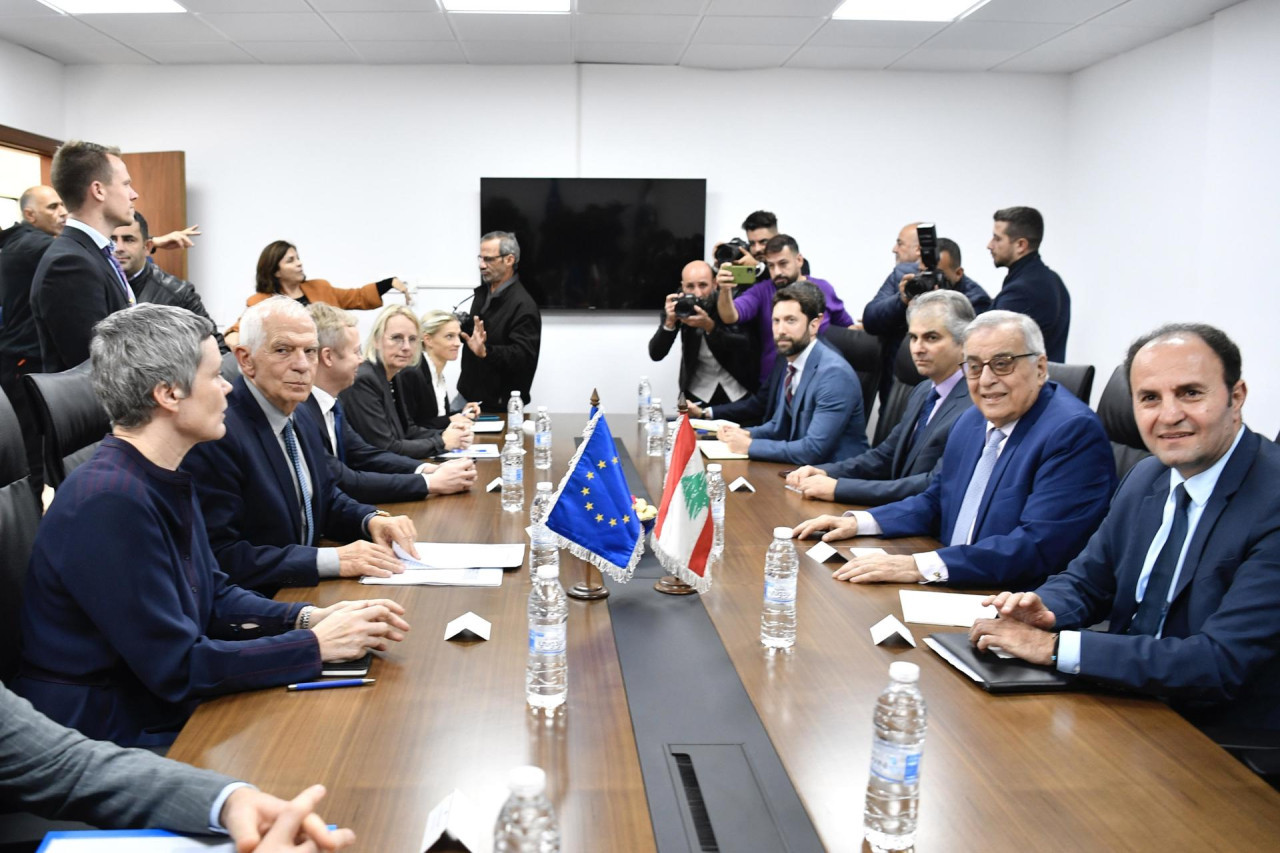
[{"x1": 0, "y1": 39, "x2": 63, "y2": 140}]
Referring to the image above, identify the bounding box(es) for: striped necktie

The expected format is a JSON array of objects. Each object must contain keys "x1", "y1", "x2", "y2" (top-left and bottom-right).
[
  {"x1": 281, "y1": 418, "x2": 314, "y2": 546},
  {"x1": 100, "y1": 244, "x2": 136, "y2": 305}
]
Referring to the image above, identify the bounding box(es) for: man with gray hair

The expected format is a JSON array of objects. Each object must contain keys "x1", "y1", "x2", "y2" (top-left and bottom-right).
[
  {"x1": 181, "y1": 296, "x2": 419, "y2": 595},
  {"x1": 787, "y1": 289, "x2": 976, "y2": 505},
  {"x1": 795, "y1": 310, "x2": 1116, "y2": 587},
  {"x1": 458, "y1": 230, "x2": 541, "y2": 412}
]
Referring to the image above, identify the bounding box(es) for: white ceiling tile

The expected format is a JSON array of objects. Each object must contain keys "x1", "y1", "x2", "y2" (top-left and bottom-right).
[
  {"x1": 809, "y1": 20, "x2": 944, "y2": 47},
  {"x1": 706, "y1": 0, "x2": 841, "y2": 16},
  {"x1": 923, "y1": 20, "x2": 1072, "y2": 51},
  {"x1": 32, "y1": 39, "x2": 154, "y2": 64},
  {"x1": 461, "y1": 40, "x2": 573, "y2": 63},
  {"x1": 179, "y1": 0, "x2": 311, "y2": 11},
  {"x1": 324, "y1": 12, "x2": 453, "y2": 41},
  {"x1": 889, "y1": 47, "x2": 1019, "y2": 71},
  {"x1": 965, "y1": 0, "x2": 1125, "y2": 25},
  {"x1": 577, "y1": 13, "x2": 697, "y2": 43},
  {"x1": 197, "y1": 12, "x2": 339, "y2": 42},
  {"x1": 693, "y1": 16, "x2": 823, "y2": 45},
  {"x1": 137, "y1": 41, "x2": 258, "y2": 63},
  {"x1": 237, "y1": 41, "x2": 359, "y2": 63},
  {"x1": 785, "y1": 44, "x2": 905, "y2": 69},
  {"x1": 578, "y1": 0, "x2": 705, "y2": 13},
  {"x1": 75, "y1": 12, "x2": 225, "y2": 43},
  {"x1": 1042, "y1": 22, "x2": 1178, "y2": 55},
  {"x1": 680, "y1": 43, "x2": 792, "y2": 68},
  {"x1": 993, "y1": 49, "x2": 1109, "y2": 73},
  {"x1": 448, "y1": 12, "x2": 570, "y2": 42},
  {"x1": 0, "y1": 14, "x2": 110, "y2": 43},
  {"x1": 575, "y1": 40, "x2": 685, "y2": 64},
  {"x1": 0, "y1": 0, "x2": 60, "y2": 16},
  {"x1": 1091, "y1": 0, "x2": 1240, "y2": 30},
  {"x1": 349, "y1": 40, "x2": 467, "y2": 63},
  {"x1": 311, "y1": 0, "x2": 443, "y2": 10}
]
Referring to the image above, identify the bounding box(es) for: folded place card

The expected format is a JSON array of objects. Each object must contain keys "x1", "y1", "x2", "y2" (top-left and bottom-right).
[
  {"x1": 806, "y1": 541, "x2": 841, "y2": 563},
  {"x1": 849, "y1": 547, "x2": 888, "y2": 557},
  {"x1": 485, "y1": 476, "x2": 502, "y2": 492},
  {"x1": 419, "y1": 789, "x2": 484, "y2": 853},
  {"x1": 444, "y1": 612, "x2": 491, "y2": 642},
  {"x1": 870, "y1": 614, "x2": 917, "y2": 648},
  {"x1": 728, "y1": 476, "x2": 754, "y2": 492}
]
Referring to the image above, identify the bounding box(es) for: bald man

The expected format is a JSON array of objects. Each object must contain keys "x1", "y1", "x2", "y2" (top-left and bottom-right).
[
  {"x1": 648, "y1": 259, "x2": 757, "y2": 406},
  {"x1": 0, "y1": 185, "x2": 67, "y2": 499}
]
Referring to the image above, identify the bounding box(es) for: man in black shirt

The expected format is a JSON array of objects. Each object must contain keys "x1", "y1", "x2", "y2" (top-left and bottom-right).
[{"x1": 988, "y1": 206, "x2": 1071, "y2": 362}]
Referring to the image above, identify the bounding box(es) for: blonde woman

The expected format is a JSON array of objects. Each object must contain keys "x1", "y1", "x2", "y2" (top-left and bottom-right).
[
  {"x1": 339, "y1": 305, "x2": 471, "y2": 459},
  {"x1": 401, "y1": 309, "x2": 482, "y2": 431}
]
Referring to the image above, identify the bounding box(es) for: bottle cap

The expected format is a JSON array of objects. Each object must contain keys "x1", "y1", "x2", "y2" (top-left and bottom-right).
[
  {"x1": 889, "y1": 661, "x2": 920, "y2": 683},
  {"x1": 538, "y1": 405, "x2": 547, "y2": 413},
  {"x1": 507, "y1": 765, "x2": 547, "y2": 797},
  {"x1": 536, "y1": 482, "x2": 552, "y2": 492},
  {"x1": 772, "y1": 526, "x2": 793, "y2": 540},
  {"x1": 708, "y1": 463, "x2": 722, "y2": 473},
  {"x1": 535, "y1": 564, "x2": 560, "y2": 579},
  {"x1": 511, "y1": 390, "x2": 520, "y2": 395}
]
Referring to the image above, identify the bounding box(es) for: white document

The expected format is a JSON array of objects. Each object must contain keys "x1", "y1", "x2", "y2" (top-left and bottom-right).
[
  {"x1": 806, "y1": 541, "x2": 841, "y2": 563},
  {"x1": 444, "y1": 611, "x2": 492, "y2": 641},
  {"x1": 440, "y1": 445, "x2": 500, "y2": 459},
  {"x1": 870, "y1": 614, "x2": 917, "y2": 648},
  {"x1": 923, "y1": 636, "x2": 984, "y2": 682},
  {"x1": 419, "y1": 789, "x2": 485, "y2": 853},
  {"x1": 471, "y1": 420, "x2": 506, "y2": 434},
  {"x1": 689, "y1": 417, "x2": 739, "y2": 432},
  {"x1": 728, "y1": 476, "x2": 754, "y2": 492},
  {"x1": 698, "y1": 440, "x2": 749, "y2": 460},
  {"x1": 393, "y1": 541, "x2": 525, "y2": 569},
  {"x1": 899, "y1": 589, "x2": 997, "y2": 627},
  {"x1": 361, "y1": 568, "x2": 502, "y2": 587},
  {"x1": 849, "y1": 547, "x2": 888, "y2": 557},
  {"x1": 39, "y1": 833, "x2": 232, "y2": 852}
]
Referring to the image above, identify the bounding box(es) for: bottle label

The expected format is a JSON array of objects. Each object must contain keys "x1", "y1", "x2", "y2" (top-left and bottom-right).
[
  {"x1": 764, "y1": 576, "x2": 797, "y2": 604},
  {"x1": 535, "y1": 432, "x2": 551, "y2": 449},
  {"x1": 870, "y1": 739, "x2": 923, "y2": 785},
  {"x1": 531, "y1": 525, "x2": 555, "y2": 547},
  {"x1": 529, "y1": 623, "x2": 566, "y2": 655},
  {"x1": 639, "y1": 393, "x2": 650, "y2": 409},
  {"x1": 649, "y1": 421, "x2": 664, "y2": 438},
  {"x1": 503, "y1": 467, "x2": 522, "y2": 485},
  {"x1": 711, "y1": 499, "x2": 725, "y2": 523}
]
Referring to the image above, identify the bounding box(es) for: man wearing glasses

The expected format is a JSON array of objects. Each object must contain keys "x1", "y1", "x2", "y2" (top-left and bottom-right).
[
  {"x1": 458, "y1": 230, "x2": 542, "y2": 412},
  {"x1": 794, "y1": 310, "x2": 1115, "y2": 587}
]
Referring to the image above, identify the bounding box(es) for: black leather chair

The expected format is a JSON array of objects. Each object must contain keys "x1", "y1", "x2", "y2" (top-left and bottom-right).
[
  {"x1": 872, "y1": 338, "x2": 927, "y2": 447},
  {"x1": 1095, "y1": 364, "x2": 1151, "y2": 480},
  {"x1": 819, "y1": 326, "x2": 880, "y2": 419},
  {"x1": 23, "y1": 362, "x2": 110, "y2": 490},
  {"x1": 220, "y1": 350, "x2": 241, "y2": 384},
  {"x1": 0, "y1": 386, "x2": 40, "y2": 685},
  {"x1": 1048, "y1": 362, "x2": 1095, "y2": 404}
]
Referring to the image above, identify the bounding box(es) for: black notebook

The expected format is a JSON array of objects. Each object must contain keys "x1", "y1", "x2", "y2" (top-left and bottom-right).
[
  {"x1": 926, "y1": 632, "x2": 1074, "y2": 694},
  {"x1": 320, "y1": 651, "x2": 373, "y2": 678}
]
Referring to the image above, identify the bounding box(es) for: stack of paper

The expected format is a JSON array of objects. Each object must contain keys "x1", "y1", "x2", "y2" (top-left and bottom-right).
[
  {"x1": 697, "y1": 440, "x2": 749, "y2": 460},
  {"x1": 359, "y1": 542, "x2": 525, "y2": 587},
  {"x1": 898, "y1": 589, "x2": 997, "y2": 627}
]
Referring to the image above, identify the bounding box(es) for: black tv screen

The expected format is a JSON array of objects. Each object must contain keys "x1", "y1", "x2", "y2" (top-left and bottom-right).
[{"x1": 480, "y1": 177, "x2": 706, "y2": 311}]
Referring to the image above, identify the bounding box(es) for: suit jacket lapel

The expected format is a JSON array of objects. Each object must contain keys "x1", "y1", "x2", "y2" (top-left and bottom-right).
[
  {"x1": 894, "y1": 381, "x2": 932, "y2": 475},
  {"x1": 972, "y1": 383, "x2": 1053, "y2": 533},
  {"x1": 235, "y1": 379, "x2": 303, "y2": 542},
  {"x1": 1110, "y1": 473, "x2": 1172, "y2": 631},
  {"x1": 1171, "y1": 429, "x2": 1257, "y2": 601}
]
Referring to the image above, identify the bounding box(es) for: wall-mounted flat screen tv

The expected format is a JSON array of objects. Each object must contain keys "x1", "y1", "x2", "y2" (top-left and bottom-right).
[{"x1": 479, "y1": 177, "x2": 706, "y2": 311}]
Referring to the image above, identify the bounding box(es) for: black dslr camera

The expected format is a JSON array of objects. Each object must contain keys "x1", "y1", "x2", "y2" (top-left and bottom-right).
[
  {"x1": 714, "y1": 237, "x2": 750, "y2": 267},
  {"x1": 674, "y1": 293, "x2": 699, "y2": 318},
  {"x1": 902, "y1": 223, "x2": 946, "y2": 301}
]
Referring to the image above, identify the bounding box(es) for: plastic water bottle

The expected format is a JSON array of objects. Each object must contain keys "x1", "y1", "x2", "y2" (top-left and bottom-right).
[
  {"x1": 646, "y1": 398, "x2": 665, "y2": 457},
  {"x1": 494, "y1": 765, "x2": 561, "y2": 853},
  {"x1": 706, "y1": 464, "x2": 726, "y2": 573},
  {"x1": 533, "y1": 407, "x2": 552, "y2": 470},
  {"x1": 502, "y1": 431, "x2": 525, "y2": 512},
  {"x1": 637, "y1": 376, "x2": 651, "y2": 424},
  {"x1": 663, "y1": 415, "x2": 677, "y2": 471},
  {"x1": 508, "y1": 390, "x2": 524, "y2": 435},
  {"x1": 529, "y1": 482, "x2": 557, "y2": 571},
  {"x1": 526, "y1": 563, "x2": 567, "y2": 712},
  {"x1": 760, "y1": 527, "x2": 798, "y2": 650},
  {"x1": 864, "y1": 662, "x2": 928, "y2": 853}
]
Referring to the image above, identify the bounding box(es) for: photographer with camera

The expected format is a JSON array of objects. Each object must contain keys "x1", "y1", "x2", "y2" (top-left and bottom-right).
[
  {"x1": 649, "y1": 260, "x2": 756, "y2": 406},
  {"x1": 863, "y1": 226, "x2": 990, "y2": 407},
  {"x1": 713, "y1": 210, "x2": 811, "y2": 294}
]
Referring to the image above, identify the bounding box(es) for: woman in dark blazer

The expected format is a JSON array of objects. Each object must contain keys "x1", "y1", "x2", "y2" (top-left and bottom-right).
[
  {"x1": 341, "y1": 305, "x2": 472, "y2": 459},
  {"x1": 401, "y1": 309, "x2": 481, "y2": 430}
]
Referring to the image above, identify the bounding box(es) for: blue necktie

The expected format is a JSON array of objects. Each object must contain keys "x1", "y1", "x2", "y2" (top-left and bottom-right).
[
  {"x1": 100, "y1": 245, "x2": 136, "y2": 305},
  {"x1": 949, "y1": 427, "x2": 1005, "y2": 546},
  {"x1": 281, "y1": 419, "x2": 314, "y2": 546},
  {"x1": 332, "y1": 400, "x2": 347, "y2": 464},
  {"x1": 909, "y1": 388, "x2": 941, "y2": 450},
  {"x1": 1129, "y1": 484, "x2": 1191, "y2": 636}
]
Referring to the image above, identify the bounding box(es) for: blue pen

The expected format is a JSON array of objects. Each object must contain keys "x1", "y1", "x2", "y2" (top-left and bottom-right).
[{"x1": 287, "y1": 678, "x2": 375, "y2": 691}]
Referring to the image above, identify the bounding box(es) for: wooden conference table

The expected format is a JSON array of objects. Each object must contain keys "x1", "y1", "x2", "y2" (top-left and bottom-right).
[{"x1": 169, "y1": 414, "x2": 1280, "y2": 852}]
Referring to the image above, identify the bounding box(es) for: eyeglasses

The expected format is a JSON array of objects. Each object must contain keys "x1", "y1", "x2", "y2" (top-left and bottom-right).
[
  {"x1": 477, "y1": 253, "x2": 511, "y2": 264},
  {"x1": 962, "y1": 353, "x2": 1038, "y2": 378},
  {"x1": 386, "y1": 334, "x2": 420, "y2": 349}
]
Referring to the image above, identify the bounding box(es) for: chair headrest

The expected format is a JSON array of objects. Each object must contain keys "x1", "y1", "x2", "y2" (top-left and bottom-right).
[
  {"x1": 1097, "y1": 364, "x2": 1145, "y2": 449},
  {"x1": 0, "y1": 385, "x2": 27, "y2": 486}
]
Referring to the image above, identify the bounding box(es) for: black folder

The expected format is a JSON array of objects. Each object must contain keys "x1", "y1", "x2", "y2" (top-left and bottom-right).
[{"x1": 927, "y1": 632, "x2": 1074, "y2": 694}]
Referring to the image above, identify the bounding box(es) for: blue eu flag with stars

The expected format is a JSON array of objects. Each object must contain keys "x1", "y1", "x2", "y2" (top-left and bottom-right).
[{"x1": 545, "y1": 410, "x2": 644, "y2": 583}]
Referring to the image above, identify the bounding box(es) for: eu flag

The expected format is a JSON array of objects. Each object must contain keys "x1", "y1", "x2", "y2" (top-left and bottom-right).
[{"x1": 545, "y1": 410, "x2": 644, "y2": 582}]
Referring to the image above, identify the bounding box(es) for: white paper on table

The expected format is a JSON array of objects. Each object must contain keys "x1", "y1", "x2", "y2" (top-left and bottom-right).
[
  {"x1": 689, "y1": 417, "x2": 739, "y2": 432},
  {"x1": 471, "y1": 420, "x2": 506, "y2": 434},
  {"x1": 419, "y1": 789, "x2": 485, "y2": 853},
  {"x1": 697, "y1": 440, "x2": 749, "y2": 460},
  {"x1": 361, "y1": 568, "x2": 502, "y2": 587},
  {"x1": 444, "y1": 611, "x2": 492, "y2": 641},
  {"x1": 870, "y1": 614, "x2": 917, "y2": 647},
  {"x1": 849, "y1": 547, "x2": 888, "y2": 557},
  {"x1": 923, "y1": 636, "x2": 984, "y2": 682},
  {"x1": 440, "y1": 445, "x2": 500, "y2": 459},
  {"x1": 899, "y1": 589, "x2": 997, "y2": 627},
  {"x1": 38, "y1": 833, "x2": 232, "y2": 852},
  {"x1": 806, "y1": 541, "x2": 841, "y2": 563},
  {"x1": 393, "y1": 541, "x2": 525, "y2": 569}
]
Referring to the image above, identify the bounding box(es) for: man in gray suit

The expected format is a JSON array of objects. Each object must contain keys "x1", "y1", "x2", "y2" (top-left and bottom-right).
[
  {"x1": 0, "y1": 684, "x2": 353, "y2": 849},
  {"x1": 787, "y1": 289, "x2": 974, "y2": 505}
]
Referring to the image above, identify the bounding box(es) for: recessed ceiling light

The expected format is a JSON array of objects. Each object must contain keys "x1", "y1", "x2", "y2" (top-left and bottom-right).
[
  {"x1": 441, "y1": 0, "x2": 570, "y2": 12},
  {"x1": 36, "y1": 0, "x2": 186, "y2": 13},
  {"x1": 832, "y1": 0, "x2": 991, "y2": 23}
]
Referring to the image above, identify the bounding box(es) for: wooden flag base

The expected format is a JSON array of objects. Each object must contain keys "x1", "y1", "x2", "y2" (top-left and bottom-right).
[
  {"x1": 654, "y1": 575, "x2": 697, "y2": 595},
  {"x1": 567, "y1": 563, "x2": 609, "y2": 600}
]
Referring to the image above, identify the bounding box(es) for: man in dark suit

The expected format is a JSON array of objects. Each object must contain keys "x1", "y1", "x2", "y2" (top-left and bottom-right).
[
  {"x1": 988, "y1": 206, "x2": 1070, "y2": 362},
  {"x1": 30, "y1": 140, "x2": 139, "y2": 373},
  {"x1": 648, "y1": 260, "x2": 756, "y2": 406},
  {"x1": 458, "y1": 230, "x2": 541, "y2": 412},
  {"x1": 181, "y1": 297, "x2": 418, "y2": 594},
  {"x1": 303, "y1": 302, "x2": 476, "y2": 503},
  {"x1": 718, "y1": 283, "x2": 867, "y2": 465},
  {"x1": 971, "y1": 324, "x2": 1280, "y2": 732},
  {"x1": 787, "y1": 289, "x2": 975, "y2": 505},
  {"x1": 795, "y1": 310, "x2": 1116, "y2": 588}
]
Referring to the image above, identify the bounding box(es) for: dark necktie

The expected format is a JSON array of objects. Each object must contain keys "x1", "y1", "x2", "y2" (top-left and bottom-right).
[
  {"x1": 100, "y1": 245, "x2": 135, "y2": 305},
  {"x1": 332, "y1": 399, "x2": 347, "y2": 463},
  {"x1": 1129, "y1": 484, "x2": 1191, "y2": 636},
  {"x1": 909, "y1": 387, "x2": 941, "y2": 450},
  {"x1": 281, "y1": 419, "x2": 314, "y2": 546},
  {"x1": 785, "y1": 364, "x2": 797, "y2": 408}
]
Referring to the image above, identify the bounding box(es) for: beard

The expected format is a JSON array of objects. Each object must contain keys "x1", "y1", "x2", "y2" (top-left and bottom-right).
[{"x1": 775, "y1": 331, "x2": 811, "y2": 358}]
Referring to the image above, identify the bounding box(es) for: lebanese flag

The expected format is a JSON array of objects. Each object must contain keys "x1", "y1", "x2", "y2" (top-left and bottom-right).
[{"x1": 650, "y1": 412, "x2": 714, "y2": 592}]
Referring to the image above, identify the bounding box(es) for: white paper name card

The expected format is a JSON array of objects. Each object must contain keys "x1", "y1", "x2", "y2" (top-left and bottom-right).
[
  {"x1": 444, "y1": 612, "x2": 491, "y2": 642},
  {"x1": 870, "y1": 614, "x2": 917, "y2": 648}
]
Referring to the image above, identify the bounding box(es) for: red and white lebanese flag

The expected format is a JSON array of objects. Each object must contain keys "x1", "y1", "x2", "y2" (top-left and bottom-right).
[{"x1": 650, "y1": 412, "x2": 714, "y2": 592}]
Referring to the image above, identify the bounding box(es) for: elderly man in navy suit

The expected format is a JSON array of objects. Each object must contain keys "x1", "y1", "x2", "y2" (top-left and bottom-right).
[
  {"x1": 718, "y1": 282, "x2": 867, "y2": 466},
  {"x1": 787, "y1": 289, "x2": 975, "y2": 505},
  {"x1": 795, "y1": 310, "x2": 1115, "y2": 588},
  {"x1": 971, "y1": 324, "x2": 1280, "y2": 732}
]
